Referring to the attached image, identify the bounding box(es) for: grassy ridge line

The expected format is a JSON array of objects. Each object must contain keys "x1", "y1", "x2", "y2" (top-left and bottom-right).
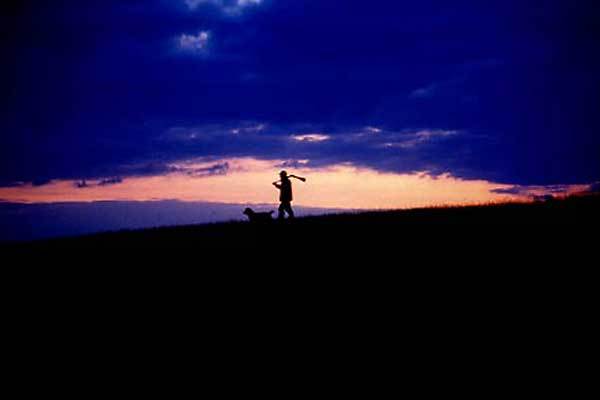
[{"x1": 6, "y1": 194, "x2": 596, "y2": 251}]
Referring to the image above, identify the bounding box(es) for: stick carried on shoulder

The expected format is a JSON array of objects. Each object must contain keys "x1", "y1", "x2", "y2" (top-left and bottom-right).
[
  {"x1": 272, "y1": 175, "x2": 307, "y2": 184},
  {"x1": 289, "y1": 174, "x2": 307, "y2": 182}
]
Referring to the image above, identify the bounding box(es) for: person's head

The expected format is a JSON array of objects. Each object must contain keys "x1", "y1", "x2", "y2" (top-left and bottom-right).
[{"x1": 279, "y1": 170, "x2": 288, "y2": 179}]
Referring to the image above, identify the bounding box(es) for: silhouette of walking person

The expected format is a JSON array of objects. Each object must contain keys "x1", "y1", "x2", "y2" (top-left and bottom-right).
[{"x1": 273, "y1": 170, "x2": 306, "y2": 220}]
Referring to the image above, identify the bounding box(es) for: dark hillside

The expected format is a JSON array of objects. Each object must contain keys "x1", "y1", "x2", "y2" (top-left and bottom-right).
[{"x1": 9, "y1": 195, "x2": 598, "y2": 253}]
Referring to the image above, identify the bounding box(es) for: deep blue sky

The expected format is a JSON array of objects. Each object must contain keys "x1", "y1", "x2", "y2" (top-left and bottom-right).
[{"x1": 2, "y1": 0, "x2": 599, "y2": 187}]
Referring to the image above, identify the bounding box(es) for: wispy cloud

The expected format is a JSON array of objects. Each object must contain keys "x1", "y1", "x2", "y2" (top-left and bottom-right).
[
  {"x1": 279, "y1": 159, "x2": 310, "y2": 169},
  {"x1": 98, "y1": 177, "x2": 124, "y2": 186},
  {"x1": 168, "y1": 162, "x2": 230, "y2": 178},
  {"x1": 184, "y1": 0, "x2": 263, "y2": 15},
  {"x1": 162, "y1": 122, "x2": 269, "y2": 142},
  {"x1": 490, "y1": 184, "x2": 589, "y2": 197},
  {"x1": 410, "y1": 83, "x2": 437, "y2": 99},
  {"x1": 184, "y1": 0, "x2": 207, "y2": 9},
  {"x1": 75, "y1": 177, "x2": 124, "y2": 189},
  {"x1": 376, "y1": 130, "x2": 459, "y2": 149}
]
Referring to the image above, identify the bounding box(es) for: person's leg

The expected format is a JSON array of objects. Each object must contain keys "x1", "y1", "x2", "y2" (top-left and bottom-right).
[
  {"x1": 278, "y1": 203, "x2": 286, "y2": 219},
  {"x1": 285, "y1": 202, "x2": 295, "y2": 219}
]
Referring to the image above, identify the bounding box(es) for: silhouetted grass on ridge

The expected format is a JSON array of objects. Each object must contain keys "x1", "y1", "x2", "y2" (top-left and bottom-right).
[{"x1": 9, "y1": 194, "x2": 598, "y2": 250}]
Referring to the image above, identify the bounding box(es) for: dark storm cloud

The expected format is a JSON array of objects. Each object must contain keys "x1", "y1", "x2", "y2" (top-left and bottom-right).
[
  {"x1": 1, "y1": 0, "x2": 599, "y2": 187},
  {"x1": 151, "y1": 123, "x2": 473, "y2": 176}
]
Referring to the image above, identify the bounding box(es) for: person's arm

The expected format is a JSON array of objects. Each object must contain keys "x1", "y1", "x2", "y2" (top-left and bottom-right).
[{"x1": 273, "y1": 182, "x2": 281, "y2": 189}]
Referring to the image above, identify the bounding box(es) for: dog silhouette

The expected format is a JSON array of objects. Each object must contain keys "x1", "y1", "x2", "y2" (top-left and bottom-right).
[{"x1": 243, "y1": 208, "x2": 275, "y2": 223}]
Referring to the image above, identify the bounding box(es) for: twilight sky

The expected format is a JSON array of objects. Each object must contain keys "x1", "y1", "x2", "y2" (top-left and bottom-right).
[{"x1": 1, "y1": 0, "x2": 599, "y2": 209}]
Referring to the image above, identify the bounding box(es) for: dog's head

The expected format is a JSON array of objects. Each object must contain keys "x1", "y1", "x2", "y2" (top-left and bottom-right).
[{"x1": 243, "y1": 208, "x2": 254, "y2": 216}]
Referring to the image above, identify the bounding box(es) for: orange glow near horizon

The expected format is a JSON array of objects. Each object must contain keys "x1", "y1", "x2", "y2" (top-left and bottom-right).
[{"x1": 0, "y1": 157, "x2": 534, "y2": 209}]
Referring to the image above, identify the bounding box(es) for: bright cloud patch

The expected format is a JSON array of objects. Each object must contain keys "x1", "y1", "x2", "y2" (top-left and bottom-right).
[
  {"x1": 292, "y1": 134, "x2": 331, "y2": 143},
  {"x1": 365, "y1": 127, "x2": 382, "y2": 134},
  {"x1": 177, "y1": 31, "x2": 210, "y2": 53}
]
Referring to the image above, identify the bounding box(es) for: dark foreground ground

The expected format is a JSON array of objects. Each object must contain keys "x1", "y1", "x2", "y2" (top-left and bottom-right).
[
  {"x1": 4, "y1": 196, "x2": 597, "y2": 392},
  {"x1": 4, "y1": 196, "x2": 597, "y2": 365},
  {"x1": 6, "y1": 194, "x2": 599, "y2": 254}
]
